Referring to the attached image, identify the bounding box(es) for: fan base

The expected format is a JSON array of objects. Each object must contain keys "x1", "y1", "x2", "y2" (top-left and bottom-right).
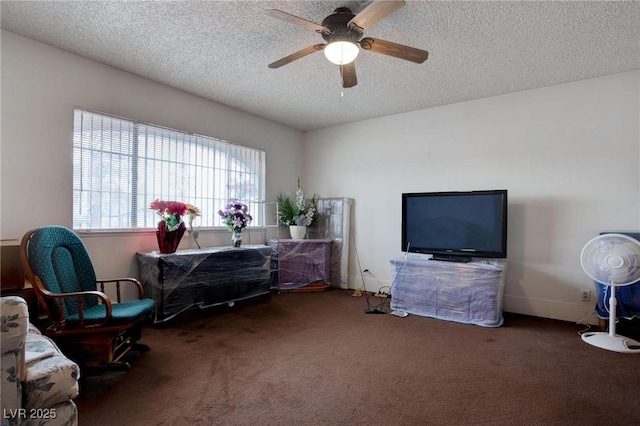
[{"x1": 581, "y1": 332, "x2": 640, "y2": 354}]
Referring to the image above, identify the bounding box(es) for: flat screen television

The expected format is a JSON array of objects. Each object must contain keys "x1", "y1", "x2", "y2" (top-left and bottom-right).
[{"x1": 401, "y1": 190, "x2": 508, "y2": 262}]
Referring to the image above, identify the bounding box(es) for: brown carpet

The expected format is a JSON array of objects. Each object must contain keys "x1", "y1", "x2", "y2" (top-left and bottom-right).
[{"x1": 76, "y1": 290, "x2": 640, "y2": 426}]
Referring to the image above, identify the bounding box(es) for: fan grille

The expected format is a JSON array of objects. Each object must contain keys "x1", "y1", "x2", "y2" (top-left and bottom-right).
[{"x1": 580, "y1": 234, "x2": 640, "y2": 286}]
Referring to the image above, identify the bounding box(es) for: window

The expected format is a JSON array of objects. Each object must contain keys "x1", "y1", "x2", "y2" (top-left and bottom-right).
[{"x1": 73, "y1": 109, "x2": 266, "y2": 230}]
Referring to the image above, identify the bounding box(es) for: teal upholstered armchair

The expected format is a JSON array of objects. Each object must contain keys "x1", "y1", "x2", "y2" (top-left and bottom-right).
[{"x1": 20, "y1": 225, "x2": 155, "y2": 373}]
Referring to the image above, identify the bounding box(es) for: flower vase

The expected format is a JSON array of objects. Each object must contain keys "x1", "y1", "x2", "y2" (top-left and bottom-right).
[
  {"x1": 289, "y1": 225, "x2": 307, "y2": 240},
  {"x1": 157, "y1": 221, "x2": 186, "y2": 254},
  {"x1": 231, "y1": 231, "x2": 243, "y2": 247},
  {"x1": 190, "y1": 227, "x2": 201, "y2": 249}
]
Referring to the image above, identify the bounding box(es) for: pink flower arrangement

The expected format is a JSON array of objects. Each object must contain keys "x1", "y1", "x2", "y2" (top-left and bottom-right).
[
  {"x1": 150, "y1": 199, "x2": 200, "y2": 253},
  {"x1": 149, "y1": 200, "x2": 188, "y2": 231}
]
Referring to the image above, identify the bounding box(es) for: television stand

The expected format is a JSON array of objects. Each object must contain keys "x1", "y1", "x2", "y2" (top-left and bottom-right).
[
  {"x1": 429, "y1": 255, "x2": 472, "y2": 263},
  {"x1": 390, "y1": 254, "x2": 506, "y2": 327}
]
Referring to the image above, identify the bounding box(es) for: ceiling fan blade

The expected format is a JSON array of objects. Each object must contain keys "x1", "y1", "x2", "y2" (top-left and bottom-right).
[
  {"x1": 265, "y1": 9, "x2": 328, "y2": 34},
  {"x1": 340, "y1": 62, "x2": 357, "y2": 88},
  {"x1": 359, "y1": 37, "x2": 428, "y2": 64},
  {"x1": 348, "y1": 0, "x2": 406, "y2": 31},
  {"x1": 268, "y1": 44, "x2": 325, "y2": 69}
]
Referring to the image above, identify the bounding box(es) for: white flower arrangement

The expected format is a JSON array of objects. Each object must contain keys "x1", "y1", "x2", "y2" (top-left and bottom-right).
[{"x1": 277, "y1": 178, "x2": 318, "y2": 226}]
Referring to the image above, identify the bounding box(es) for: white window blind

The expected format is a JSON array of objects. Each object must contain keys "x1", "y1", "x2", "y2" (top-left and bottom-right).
[{"x1": 73, "y1": 109, "x2": 266, "y2": 230}]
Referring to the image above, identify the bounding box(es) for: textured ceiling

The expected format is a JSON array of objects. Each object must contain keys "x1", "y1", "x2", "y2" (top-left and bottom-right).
[{"x1": 2, "y1": 1, "x2": 639, "y2": 131}]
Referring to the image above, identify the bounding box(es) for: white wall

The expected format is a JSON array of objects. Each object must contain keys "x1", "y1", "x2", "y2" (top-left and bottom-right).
[
  {"x1": 1, "y1": 30, "x2": 302, "y2": 279},
  {"x1": 302, "y1": 71, "x2": 640, "y2": 323}
]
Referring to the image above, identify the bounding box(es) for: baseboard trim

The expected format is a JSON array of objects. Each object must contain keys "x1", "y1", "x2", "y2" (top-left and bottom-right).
[{"x1": 502, "y1": 294, "x2": 599, "y2": 325}]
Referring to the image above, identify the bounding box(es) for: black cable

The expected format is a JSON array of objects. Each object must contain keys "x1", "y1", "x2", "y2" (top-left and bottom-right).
[{"x1": 352, "y1": 228, "x2": 386, "y2": 314}]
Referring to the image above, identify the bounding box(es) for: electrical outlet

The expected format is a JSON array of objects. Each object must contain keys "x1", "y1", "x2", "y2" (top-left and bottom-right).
[{"x1": 580, "y1": 289, "x2": 591, "y2": 302}]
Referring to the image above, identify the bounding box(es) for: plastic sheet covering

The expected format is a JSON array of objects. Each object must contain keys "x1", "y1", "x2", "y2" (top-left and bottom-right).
[
  {"x1": 269, "y1": 239, "x2": 332, "y2": 290},
  {"x1": 595, "y1": 283, "x2": 640, "y2": 320},
  {"x1": 595, "y1": 231, "x2": 640, "y2": 320},
  {"x1": 137, "y1": 245, "x2": 271, "y2": 323},
  {"x1": 390, "y1": 254, "x2": 507, "y2": 327},
  {"x1": 307, "y1": 198, "x2": 352, "y2": 289}
]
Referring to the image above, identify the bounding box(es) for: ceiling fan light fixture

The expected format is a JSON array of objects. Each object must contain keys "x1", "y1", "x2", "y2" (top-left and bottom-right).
[{"x1": 324, "y1": 40, "x2": 359, "y2": 65}]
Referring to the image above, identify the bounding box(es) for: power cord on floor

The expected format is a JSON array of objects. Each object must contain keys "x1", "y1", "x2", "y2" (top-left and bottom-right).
[
  {"x1": 374, "y1": 286, "x2": 391, "y2": 298},
  {"x1": 576, "y1": 310, "x2": 599, "y2": 336}
]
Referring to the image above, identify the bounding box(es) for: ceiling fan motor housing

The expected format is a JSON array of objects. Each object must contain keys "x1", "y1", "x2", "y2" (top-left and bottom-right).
[{"x1": 321, "y1": 7, "x2": 363, "y2": 43}]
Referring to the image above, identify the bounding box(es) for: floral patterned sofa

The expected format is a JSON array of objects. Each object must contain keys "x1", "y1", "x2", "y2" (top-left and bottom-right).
[{"x1": 1, "y1": 296, "x2": 79, "y2": 426}]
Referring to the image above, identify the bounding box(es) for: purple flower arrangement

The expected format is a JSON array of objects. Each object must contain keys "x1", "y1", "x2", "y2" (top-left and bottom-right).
[{"x1": 218, "y1": 201, "x2": 253, "y2": 233}]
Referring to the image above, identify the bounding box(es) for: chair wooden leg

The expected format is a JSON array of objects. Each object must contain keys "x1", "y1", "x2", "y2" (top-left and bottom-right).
[
  {"x1": 50, "y1": 326, "x2": 149, "y2": 373},
  {"x1": 53, "y1": 333, "x2": 115, "y2": 369}
]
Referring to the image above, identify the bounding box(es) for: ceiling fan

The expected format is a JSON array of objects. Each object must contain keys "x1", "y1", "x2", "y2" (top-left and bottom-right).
[{"x1": 265, "y1": 0, "x2": 429, "y2": 88}]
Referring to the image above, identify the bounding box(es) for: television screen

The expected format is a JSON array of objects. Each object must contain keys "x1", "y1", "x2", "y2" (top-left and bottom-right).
[{"x1": 401, "y1": 190, "x2": 508, "y2": 261}]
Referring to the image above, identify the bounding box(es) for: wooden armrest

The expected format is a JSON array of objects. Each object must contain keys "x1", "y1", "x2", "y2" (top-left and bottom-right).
[
  {"x1": 96, "y1": 277, "x2": 145, "y2": 301},
  {"x1": 33, "y1": 276, "x2": 113, "y2": 329}
]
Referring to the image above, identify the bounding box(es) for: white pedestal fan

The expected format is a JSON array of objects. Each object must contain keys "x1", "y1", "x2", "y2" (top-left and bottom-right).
[{"x1": 580, "y1": 233, "x2": 640, "y2": 354}]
